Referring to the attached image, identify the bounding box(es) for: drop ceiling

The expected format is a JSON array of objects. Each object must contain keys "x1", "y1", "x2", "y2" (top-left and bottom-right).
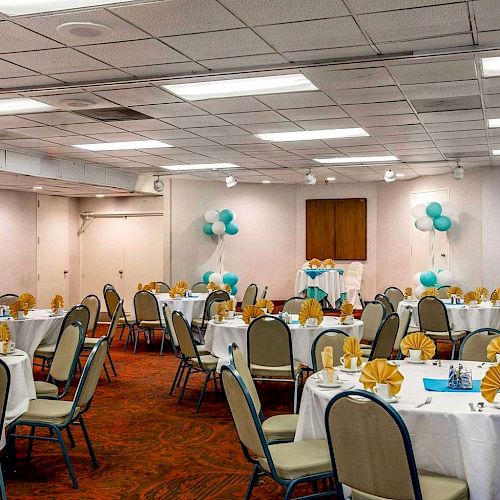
[{"x1": 0, "y1": 0, "x2": 498, "y2": 185}]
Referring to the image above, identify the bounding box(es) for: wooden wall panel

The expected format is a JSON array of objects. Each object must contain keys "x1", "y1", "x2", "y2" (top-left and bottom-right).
[{"x1": 306, "y1": 199, "x2": 335, "y2": 259}]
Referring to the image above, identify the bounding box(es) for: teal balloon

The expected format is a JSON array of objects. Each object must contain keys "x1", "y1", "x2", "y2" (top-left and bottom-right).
[
  {"x1": 231, "y1": 286, "x2": 238, "y2": 295},
  {"x1": 426, "y1": 202, "x2": 442, "y2": 219},
  {"x1": 219, "y1": 208, "x2": 235, "y2": 224},
  {"x1": 420, "y1": 271, "x2": 437, "y2": 287},
  {"x1": 202, "y1": 271, "x2": 213, "y2": 284},
  {"x1": 225, "y1": 221, "x2": 239, "y2": 235},
  {"x1": 223, "y1": 272, "x2": 238, "y2": 286},
  {"x1": 433, "y1": 215, "x2": 452, "y2": 232},
  {"x1": 203, "y1": 223, "x2": 213, "y2": 235}
]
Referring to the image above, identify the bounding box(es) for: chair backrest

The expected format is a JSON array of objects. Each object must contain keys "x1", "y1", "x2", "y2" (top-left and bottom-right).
[
  {"x1": 374, "y1": 293, "x2": 394, "y2": 315},
  {"x1": 344, "y1": 262, "x2": 364, "y2": 288},
  {"x1": 209, "y1": 299, "x2": 227, "y2": 318},
  {"x1": 0, "y1": 294, "x2": 18, "y2": 306},
  {"x1": 228, "y1": 343, "x2": 262, "y2": 416},
  {"x1": 134, "y1": 290, "x2": 160, "y2": 323},
  {"x1": 459, "y1": 328, "x2": 500, "y2": 361},
  {"x1": 394, "y1": 306, "x2": 412, "y2": 350},
  {"x1": 0, "y1": 359, "x2": 10, "y2": 439},
  {"x1": 369, "y1": 313, "x2": 400, "y2": 361},
  {"x1": 203, "y1": 290, "x2": 231, "y2": 322},
  {"x1": 282, "y1": 296, "x2": 304, "y2": 314},
  {"x1": 171, "y1": 311, "x2": 198, "y2": 360},
  {"x1": 191, "y1": 282, "x2": 208, "y2": 293},
  {"x1": 438, "y1": 286, "x2": 450, "y2": 299},
  {"x1": 157, "y1": 281, "x2": 170, "y2": 293},
  {"x1": 81, "y1": 294, "x2": 100, "y2": 334},
  {"x1": 104, "y1": 287, "x2": 120, "y2": 320},
  {"x1": 241, "y1": 284, "x2": 258, "y2": 309},
  {"x1": 325, "y1": 390, "x2": 421, "y2": 500},
  {"x1": 260, "y1": 286, "x2": 268, "y2": 300},
  {"x1": 73, "y1": 337, "x2": 108, "y2": 413},
  {"x1": 418, "y1": 296, "x2": 450, "y2": 335},
  {"x1": 247, "y1": 316, "x2": 294, "y2": 373},
  {"x1": 384, "y1": 287, "x2": 404, "y2": 311},
  {"x1": 103, "y1": 283, "x2": 115, "y2": 294},
  {"x1": 62, "y1": 304, "x2": 90, "y2": 338},
  {"x1": 162, "y1": 303, "x2": 178, "y2": 347},
  {"x1": 311, "y1": 329, "x2": 348, "y2": 372},
  {"x1": 360, "y1": 301, "x2": 385, "y2": 342},
  {"x1": 106, "y1": 299, "x2": 123, "y2": 346},
  {"x1": 50, "y1": 322, "x2": 85, "y2": 390}
]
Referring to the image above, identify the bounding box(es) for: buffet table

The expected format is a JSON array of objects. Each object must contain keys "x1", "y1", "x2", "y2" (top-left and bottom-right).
[{"x1": 295, "y1": 269, "x2": 346, "y2": 304}]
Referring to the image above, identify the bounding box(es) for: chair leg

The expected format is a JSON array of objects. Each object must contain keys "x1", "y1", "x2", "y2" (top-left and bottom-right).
[
  {"x1": 283, "y1": 483, "x2": 295, "y2": 500},
  {"x1": 293, "y1": 374, "x2": 300, "y2": 414},
  {"x1": 133, "y1": 329, "x2": 139, "y2": 354},
  {"x1": 451, "y1": 340, "x2": 457, "y2": 360},
  {"x1": 169, "y1": 359, "x2": 184, "y2": 396},
  {"x1": 0, "y1": 464, "x2": 6, "y2": 500},
  {"x1": 103, "y1": 363, "x2": 111, "y2": 383},
  {"x1": 6, "y1": 424, "x2": 17, "y2": 472},
  {"x1": 54, "y1": 426, "x2": 78, "y2": 489},
  {"x1": 79, "y1": 416, "x2": 98, "y2": 468},
  {"x1": 177, "y1": 363, "x2": 187, "y2": 387},
  {"x1": 213, "y1": 369, "x2": 219, "y2": 393},
  {"x1": 26, "y1": 426, "x2": 36, "y2": 461},
  {"x1": 195, "y1": 370, "x2": 212, "y2": 413},
  {"x1": 245, "y1": 465, "x2": 260, "y2": 500},
  {"x1": 118, "y1": 324, "x2": 125, "y2": 340},
  {"x1": 160, "y1": 333, "x2": 166, "y2": 355},
  {"x1": 178, "y1": 365, "x2": 192, "y2": 404},
  {"x1": 66, "y1": 426, "x2": 76, "y2": 448},
  {"x1": 107, "y1": 350, "x2": 117, "y2": 377}
]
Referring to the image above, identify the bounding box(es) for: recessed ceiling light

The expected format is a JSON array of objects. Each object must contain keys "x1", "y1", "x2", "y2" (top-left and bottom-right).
[
  {"x1": 72, "y1": 140, "x2": 171, "y2": 151},
  {"x1": 314, "y1": 155, "x2": 398, "y2": 164},
  {"x1": 164, "y1": 74, "x2": 317, "y2": 101},
  {"x1": 0, "y1": 98, "x2": 54, "y2": 115},
  {"x1": 33, "y1": 186, "x2": 43, "y2": 190},
  {"x1": 262, "y1": 180, "x2": 271, "y2": 184},
  {"x1": 0, "y1": 0, "x2": 137, "y2": 16},
  {"x1": 482, "y1": 57, "x2": 500, "y2": 77},
  {"x1": 488, "y1": 118, "x2": 500, "y2": 128},
  {"x1": 326, "y1": 177, "x2": 336, "y2": 181},
  {"x1": 256, "y1": 128, "x2": 369, "y2": 142},
  {"x1": 492, "y1": 150, "x2": 500, "y2": 155},
  {"x1": 95, "y1": 194, "x2": 105, "y2": 198},
  {"x1": 396, "y1": 173, "x2": 406, "y2": 178},
  {"x1": 56, "y1": 22, "x2": 113, "y2": 41},
  {"x1": 161, "y1": 163, "x2": 241, "y2": 171}
]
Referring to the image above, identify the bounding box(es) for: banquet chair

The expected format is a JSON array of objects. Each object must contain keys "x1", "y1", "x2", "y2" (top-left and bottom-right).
[
  {"x1": 0, "y1": 360, "x2": 9, "y2": 500},
  {"x1": 345, "y1": 262, "x2": 364, "y2": 309},
  {"x1": 81, "y1": 294, "x2": 100, "y2": 337},
  {"x1": 229, "y1": 343, "x2": 298, "y2": 444},
  {"x1": 394, "y1": 306, "x2": 414, "y2": 359},
  {"x1": 282, "y1": 297, "x2": 304, "y2": 315},
  {"x1": 104, "y1": 286, "x2": 135, "y2": 341},
  {"x1": 384, "y1": 287, "x2": 404, "y2": 311},
  {"x1": 438, "y1": 286, "x2": 451, "y2": 299},
  {"x1": 459, "y1": 328, "x2": 500, "y2": 362},
  {"x1": 103, "y1": 283, "x2": 115, "y2": 293},
  {"x1": 35, "y1": 322, "x2": 85, "y2": 400},
  {"x1": 8, "y1": 338, "x2": 108, "y2": 490},
  {"x1": 241, "y1": 284, "x2": 258, "y2": 309},
  {"x1": 34, "y1": 304, "x2": 90, "y2": 367},
  {"x1": 221, "y1": 364, "x2": 335, "y2": 500},
  {"x1": 191, "y1": 281, "x2": 208, "y2": 293},
  {"x1": 81, "y1": 300, "x2": 122, "y2": 382},
  {"x1": 157, "y1": 281, "x2": 170, "y2": 293},
  {"x1": 171, "y1": 311, "x2": 219, "y2": 413},
  {"x1": 247, "y1": 316, "x2": 302, "y2": 413},
  {"x1": 359, "y1": 301, "x2": 385, "y2": 347},
  {"x1": 130, "y1": 290, "x2": 162, "y2": 354},
  {"x1": 191, "y1": 290, "x2": 230, "y2": 339},
  {"x1": 364, "y1": 313, "x2": 400, "y2": 361},
  {"x1": 418, "y1": 296, "x2": 467, "y2": 360},
  {"x1": 0, "y1": 293, "x2": 18, "y2": 306},
  {"x1": 260, "y1": 286, "x2": 268, "y2": 300},
  {"x1": 374, "y1": 293, "x2": 394, "y2": 315},
  {"x1": 311, "y1": 329, "x2": 348, "y2": 372},
  {"x1": 325, "y1": 390, "x2": 469, "y2": 500}
]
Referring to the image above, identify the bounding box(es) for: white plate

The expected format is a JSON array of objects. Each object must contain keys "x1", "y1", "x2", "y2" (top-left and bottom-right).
[
  {"x1": 383, "y1": 395, "x2": 400, "y2": 404},
  {"x1": 406, "y1": 358, "x2": 426, "y2": 364},
  {"x1": 318, "y1": 381, "x2": 342, "y2": 389},
  {"x1": 339, "y1": 367, "x2": 361, "y2": 373}
]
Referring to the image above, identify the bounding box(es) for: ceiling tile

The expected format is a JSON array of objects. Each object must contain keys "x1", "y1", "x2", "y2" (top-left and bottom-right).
[
  {"x1": 163, "y1": 115, "x2": 230, "y2": 128},
  {"x1": 279, "y1": 106, "x2": 347, "y2": 121},
  {"x1": 24, "y1": 112, "x2": 95, "y2": 125},
  {"x1": 402, "y1": 80, "x2": 480, "y2": 99},
  {"x1": 124, "y1": 62, "x2": 206, "y2": 78},
  {"x1": 0, "y1": 21, "x2": 62, "y2": 53},
  {"x1": 347, "y1": 1, "x2": 464, "y2": 15},
  {"x1": 60, "y1": 122, "x2": 124, "y2": 134},
  {"x1": 218, "y1": 110, "x2": 285, "y2": 125},
  {"x1": 368, "y1": 124, "x2": 426, "y2": 135},
  {"x1": 94, "y1": 86, "x2": 179, "y2": 106},
  {"x1": 474, "y1": 0, "x2": 500, "y2": 32},
  {"x1": 132, "y1": 102, "x2": 207, "y2": 118},
  {"x1": 295, "y1": 117, "x2": 360, "y2": 129},
  {"x1": 49, "y1": 69, "x2": 132, "y2": 84},
  {"x1": 419, "y1": 109, "x2": 484, "y2": 123},
  {"x1": 199, "y1": 54, "x2": 288, "y2": 71},
  {"x1": 303, "y1": 66, "x2": 395, "y2": 90},
  {"x1": 186, "y1": 125, "x2": 249, "y2": 137},
  {"x1": 33, "y1": 92, "x2": 116, "y2": 110},
  {"x1": 0, "y1": 59, "x2": 37, "y2": 78},
  {"x1": 425, "y1": 120, "x2": 485, "y2": 132},
  {"x1": 343, "y1": 101, "x2": 413, "y2": 116},
  {"x1": 330, "y1": 86, "x2": 404, "y2": 104},
  {"x1": 355, "y1": 113, "x2": 420, "y2": 126},
  {"x1": 430, "y1": 129, "x2": 487, "y2": 139},
  {"x1": 389, "y1": 59, "x2": 476, "y2": 84},
  {"x1": 110, "y1": 119, "x2": 175, "y2": 132},
  {"x1": 5, "y1": 126, "x2": 75, "y2": 138},
  {"x1": 376, "y1": 34, "x2": 473, "y2": 54},
  {"x1": 137, "y1": 129, "x2": 198, "y2": 140},
  {"x1": 0, "y1": 75, "x2": 62, "y2": 89},
  {"x1": 257, "y1": 91, "x2": 333, "y2": 109},
  {"x1": 411, "y1": 96, "x2": 482, "y2": 113},
  {"x1": 241, "y1": 122, "x2": 302, "y2": 133},
  {"x1": 283, "y1": 46, "x2": 377, "y2": 62},
  {"x1": 194, "y1": 97, "x2": 270, "y2": 114},
  {"x1": 0, "y1": 116, "x2": 40, "y2": 129}
]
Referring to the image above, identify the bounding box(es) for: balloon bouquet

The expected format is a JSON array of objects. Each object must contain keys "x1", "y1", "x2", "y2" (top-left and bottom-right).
[
  {"x1": 202, "y1": 209, "x2": 239, "y2": 294},
  {"x1": 411, "y1": 201, "x2": 457, "y2": 297}
]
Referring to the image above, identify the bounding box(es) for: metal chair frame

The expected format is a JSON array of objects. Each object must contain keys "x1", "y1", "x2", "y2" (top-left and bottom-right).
[
  {"x1": 459, "y1": 327, "x2": 500, "y2": 360},
  {"x1": 310, "y1": 329, "x2": 349, "y2": 373},
  {"x1": 129, "y1": 290, "x2": 162, "y2": 354}
]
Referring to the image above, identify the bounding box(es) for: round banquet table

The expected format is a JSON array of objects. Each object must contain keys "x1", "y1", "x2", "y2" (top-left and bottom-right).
[
  {"x1": 1, "y1": 349, "x2": 35, "y2": 448},
  {"x1": 204, "y1": 315, "x2": 363, "y2": 371},
  {"x1": 398, "y1": 299, "x2": 500, "y2": 332},
  {"x1": 156, "y1": 293, "x2": 207, "y2": 324},
  {"x1": 295, "y1": 269, "x2": 346, "y2": 304},
  {"x1": 0, "y1": 309, "x2": 64, "y2": 361},
  {"x1": 296, "y1": 360, "x2": 499, "y2": 500}
]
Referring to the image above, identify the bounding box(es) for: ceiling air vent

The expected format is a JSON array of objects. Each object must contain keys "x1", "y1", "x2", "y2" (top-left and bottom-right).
[{"x1": 75, "y1": 107, "x2": 152, "y2": 121}]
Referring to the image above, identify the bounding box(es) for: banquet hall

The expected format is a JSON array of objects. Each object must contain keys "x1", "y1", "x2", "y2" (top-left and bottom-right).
[{"x1": 1, "y1": 1, "x2": 500, "y2": 499}]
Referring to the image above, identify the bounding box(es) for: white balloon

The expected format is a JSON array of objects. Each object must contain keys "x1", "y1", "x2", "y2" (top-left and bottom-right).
[
  {"x1": 441, "y1": 202, "x2": 456, "y2": 219},
  {"x1": 415, "y1": 216, "x2": 433, "y2": 232},
  {"x1": 411, "y1": 203, "x2": 427, "y2": 219},
  {"x1": 415, "y1": 285, "x2": 426, "y2": 298},
  {"x1": 209, "y1": 272, "x2": 223, "y2": 286},
  {"x1": 204, "y1": 209, "x2": 219, "y2": 224},
  {"x1": 413, "y1": 272, "x2": 422, "y2": 286},
  {"x1": 437, "y1": 270, "x2": 455, "y2": 286},
  {"x1": 212, "y1": 221, "x2": 226, "y2": 235}
]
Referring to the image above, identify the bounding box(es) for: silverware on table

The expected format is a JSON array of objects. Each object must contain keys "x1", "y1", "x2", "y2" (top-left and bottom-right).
[
  {"x1": 477, "y1": 362, "x2": 487, "y2": 368},
  {"x1": 415, "y1": 396, "x2": 432, "y2": 408},
  {"x1": 469, "y1": 402, "x2": 476, "y2": 412},
  {"x1": 477, "y1": 402, "x2": 485, "y2": 412}
]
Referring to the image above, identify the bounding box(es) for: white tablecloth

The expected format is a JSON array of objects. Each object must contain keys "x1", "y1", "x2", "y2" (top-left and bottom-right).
[
  {"x1": 295, "y1": 270, "x2": 346, "y2": 304},
  {"x1": 156, "y1": 293, "x2": 207, "y2": 324},
  {"x1": 0, "y1": 309, "x2": 64, "y2": 361},
  {"x1": 2, "y1": 349, "x2": 35, "y2": 448},
  {"x1": 296, "y1": 360, "x2": 499, "y2": 500},
  {"x1": 204, "y1": 315, "x2": 363, "y2": 371},
  {"x1": 398, "y1": 299, "x2": 500, "y2": 332}
]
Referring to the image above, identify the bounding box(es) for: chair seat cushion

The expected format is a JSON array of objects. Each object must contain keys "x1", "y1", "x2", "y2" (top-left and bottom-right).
[
  {"x1": 191, "y1": 318, "x2": 204, "y2": 327},
  {"x1": 34, "y1": 381, "x2": 59, "y2": 398},
  {"x1": 426, "y1": 330, "x2": 467, "y2": 340},
  {"x1": 262, "y1": 414, "x2": 298, "y2": 442},
  {"x1": 118, "y1": 315, "x2": 134, "y2": 325},
  {"x1": 139, "y1": 320, "x2": 161, "y2": 328},
  {"x1": 191, "y1": 354, "x2": 218, "y2": 370},
  {"x1": 259, "y1": 439, "x2": 332, "y2": 480},
  {"x1": 17, "y1": 399, "x2": 79, "y2": 425},
  {"x1": 34, "y1": 344, "x2": 56, "y2": 358},
  {"x1": 83, "y1": 337, "x2": 100, "y2": 349},
  {"x1": 196, "y1": 343, "x2": 210, "y2": 355},
  {"x1": 250, "y1": 360, "x2": 302, "y2": 378},
  {"x1": 352, "y1": 470, "x2": 468, "y2": 500}
]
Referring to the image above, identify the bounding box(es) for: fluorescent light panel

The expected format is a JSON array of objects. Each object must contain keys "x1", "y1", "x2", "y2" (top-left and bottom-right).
[
  {"x1": 0, "y1": 98, "x2": 54, "y2": 115},
  {"x1": 257, "y1": 128, "x2": 369, "y2": 142},
  {"x1": 314, "y1": 155, "x2": 398, "y2": 164},
  {"x1": 164, "y1": 74, "x2": 317, "y2": 101},
  {"x1": 491, "y1": 150, "x2": 500, "y2": 155},
  {"x1": 72, "y1": 140, "x2": 171, "y2": 151},
  {"x1": 482, "y1": 57, "x2": 500, "y2": 77},
  {"x1": 488, "y1": 118, "x2": 500, "y2": 128},
  {"x1": 161, "y1": 163, "x2": 241, "y2": 171},
  {"x1": 0, "y1": 0, "x2": 137, "y2": 16}
]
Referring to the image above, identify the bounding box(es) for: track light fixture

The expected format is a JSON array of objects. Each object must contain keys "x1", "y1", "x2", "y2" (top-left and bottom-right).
[
  {"x1": 153, "y1": 176, "x2": 165, "y2": 193},
  {"x1": 384, "y1": 169, "x2": 396, "y2": 183},
  {"x1": 305, "y1": 171, "x2": 317, "y2": 185},
  {"x1": 225, "y1": 173, "x2": 237, "y2": 188},
  {"x1": 453, "y1": 163, "x2": 464, "y2": 180}
]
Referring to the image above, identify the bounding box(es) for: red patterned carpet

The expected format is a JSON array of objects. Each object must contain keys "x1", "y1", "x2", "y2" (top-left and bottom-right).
[{"x1": 6, "y1": 326, "x2": 313, "y2": 500}]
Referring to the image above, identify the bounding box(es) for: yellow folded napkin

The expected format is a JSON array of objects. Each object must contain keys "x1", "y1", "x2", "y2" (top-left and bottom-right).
[
  {"x1": 225, "y1": 299, "x2": 235, "y2": 312},
  {"x1": 255, "y1": 299, "x2": 274, "y2": 313},
  {"x1": 217, "y1": 302, "x2": 228, "y2": 319},
  {"x1": 168, "y1": 286, "x2": 181, "y2": 298},
  {"x1": 476, "y1": 286, "x2": 489, "y2": 301},
  {"x1": 491, "y1": 288, "x2": 500, "y2": 302},
  {"x1": 321, "y1": 346, "x2": 334, "y2": 378},
  {"x1": 207, "y1": 282, "x2": 220, "y2": 292},
  {"x1": 421, "y1": 287, "x2": 438, "y2": 297},
  {"x1": 0, "y1": 323, "x2": 11, "y2": 342},
  {"x1": 51, "y1": 294, "x2": 64, "y2": 311},
  {"x1": 447, "y1": 286, "x2": 464, "y2": 298},
  {"x1": 242, "y1": 305, "x2": 264, "y2": 325},
  {"x1": 464, "y1": 290, "x2": 481, "y2": 305},
  {"x1": 360, "y1": 359, "x2": 404, "y2": 396},
  {"x1": 137, "y1": 283, "x2": 143, "y2": 291},
  {"x1": 9, "y1": 300, "x2": 23, "y2": 318},
  {"x1": 404, "y1": 287, "x2": 413, "y2": 298},
  {"x1": 481, "y1": 365, "x2": 500, "y2": 403},
  {"x1": 308, "y1": 258, "x2": 321, "y2": 268},
  {"x1": 400, "y1": 332, "x2": 436, "y2": 360},
  {"x1": 322, "y1": 258, "x2": 335, "y2": 268},
  {"x1": 19, "y1": 293, "x2": 36, "y2": 314},
  {"x1": 342, "y1": 337, "x2": 363, "y2": 367},
  {"x1": 223, "y1": 283, "x2": 232, "y2": 293},
  {"x1": 298, "y1": 298, "x2": 323, "y2": 326},
  {"x1": 340, "y1": 302, "x2": 354, "y2": 324},
  {"x1": 487, "y1": 337, "x2": 500, "y2": 362},
  {"x1": 174, "y1": 280, "x2": 189, "y2": 293}
]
